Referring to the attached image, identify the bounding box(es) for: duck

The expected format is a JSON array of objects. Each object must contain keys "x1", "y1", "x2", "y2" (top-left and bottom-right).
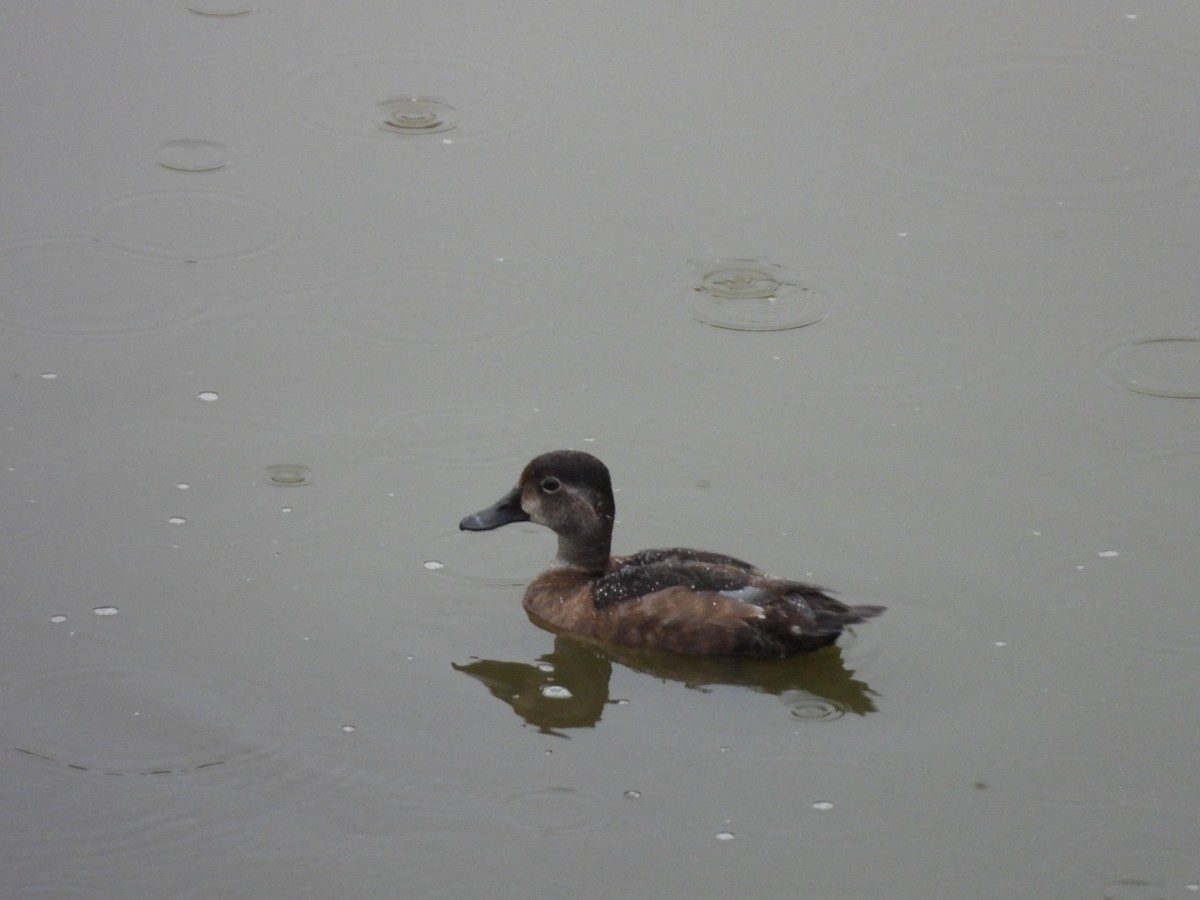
[{"x1": 459, "y1": 450, "x2": 884, "y2": 658}]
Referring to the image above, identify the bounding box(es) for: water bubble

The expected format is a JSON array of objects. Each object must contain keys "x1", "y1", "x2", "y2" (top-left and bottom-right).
[
  {"x1": 168, "y1": 516, "x2": 187, "y2": 525},
  {"x1": 154, "y1": 139, "x2": 229, "y2": 171},
  {"x1": 92, "y1": 606, "x2": 119, "y2": 616},
  {"x1": 264, "y1": 463, "x2": 313, "y2": 486},
  {"x1": 812, "y1": 801, "x2": 834, "y2": 811},
  {"x1": 1102, "y1": 336, "x2": 1200, "y2": 398},
  {"x1": 176, "y1": 483, "x2": 190, "y2": 490},
  {"x1": 340, "y1": 725, "x2": 357, "y2": 734},
  {"x1": 197, "y1": 391, "x2": 219, "y2": 402},
  {"x1": 540, "y1": 685, "x2": 573, "y2": 699},
  {"x1": 688, "y1": 258, "x2": 825, "y2": 331},
  {"x1": 50, "y1": 615, "x2": 67, "y2": 623},
  {"x1": 375, "y1": 96, "x2": 458, "y2": 135},
  {"x1": 715, "y1": 831, "x2": 735, "y2": 841}
]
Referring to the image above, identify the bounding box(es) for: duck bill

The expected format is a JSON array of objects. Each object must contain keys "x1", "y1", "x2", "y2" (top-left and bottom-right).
[{"x1": 459, "y1": 486, "x2": 530, "y2": 531}]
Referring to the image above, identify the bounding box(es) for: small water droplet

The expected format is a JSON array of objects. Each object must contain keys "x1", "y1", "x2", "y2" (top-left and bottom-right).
[
  {"x1": 40, "y1": 372, "x2": 57, "y2": 380},
  {"x1": 540, "y1": 685, "x2": 572, "y2": 699},
  {"x1": 715, "y1": 831, "x2": 735, "y2": 841},
  {"x1": 50, "y1": 615, "x2": 67, "y2": 623},
  {"x1": 1098, "y1": 549, "x2": 1119, "y2": 558},
  {"x1": 812, "y1": 801, "x2": 834, "y2": 811},
  {"x1": 176, "y1": 482, "x2": 190, "y2": 490},
  {"x1": 340, "y1": 725, "x2": 356, "y2": 733},
  {"x1": 92, "y1": 606, "x2": 119, "y2": 616},
  {"x1": 993, "y1": 640, "x2": 1009, "y2": 647},
  {"x1": 615, "y1": 698, "x2": 630, "y2": 706},
  {"x1": 168, "y1": 516, "x2": 187, "y2": 525},
  {"x1": 197, "y1": 391, "x2": 219, "y2": 402},
  {"x1": 535, "y1": 662, "x2": 554, "y2": 672},
  {"x1": 264, "y1": 464, "x2": 313, "y2": 486},
  {"x1": 623, "y1": 790, "x2": 641, "y2": 799},
  {"x1": 280, "y1": 506, "x2": 293, "y2": 514},
  {"x1": 375, "y1": 96, "x2": 458, "y2": 135},
  {"x1": 422, "y1": 560, "x2": 445, "y2": 570}
]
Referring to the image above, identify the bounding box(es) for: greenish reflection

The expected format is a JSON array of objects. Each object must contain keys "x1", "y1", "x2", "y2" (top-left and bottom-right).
[{"x1": 454, "y1": 633, "x2": 879, "y2": 736}]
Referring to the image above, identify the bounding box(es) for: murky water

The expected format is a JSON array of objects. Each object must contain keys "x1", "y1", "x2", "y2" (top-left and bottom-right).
[{"x1": 3, "y1": 3, "x2": 1199, "y2": 898}]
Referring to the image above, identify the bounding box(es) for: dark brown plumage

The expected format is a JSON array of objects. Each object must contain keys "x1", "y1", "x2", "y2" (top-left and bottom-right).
[{"x1": 460, "y1": 450, "x2": 884, "y2": 658}]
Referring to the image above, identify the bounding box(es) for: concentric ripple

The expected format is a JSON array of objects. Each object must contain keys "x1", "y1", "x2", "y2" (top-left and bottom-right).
[
  {"x1": 495, "y1": 786, "x2": 614, "y2": 835},
  {"x1": 0, "y1": 236, "x2": 213, "y2": 337},
  {"x1": 811, "y1": 39, "x2": 1200, "y2": 211},
  {"x1": 782, "y1": 692, "x2": 847, "y2": 722},
  {"x1": 2, "y1": 662, "x2": 279, "y2": 776},
  {"x1": 310, "y1": 262, "x2": 535, "y2": 349},
  {"x1": 1101, "y1": 336, "x2": 1200, "y2": 398},
  {"x1": 686, "y1": 257, "x2": 826, "y2": 331},
  {"x1": 279, "y1": 51, "x2": 534, "y2": 144},
  {"x1": 374, "y1": 96, "x2": 458, "y2": 134},
  {"x1": 84, "y1": 189, "x2": 289, "y2": 262}
]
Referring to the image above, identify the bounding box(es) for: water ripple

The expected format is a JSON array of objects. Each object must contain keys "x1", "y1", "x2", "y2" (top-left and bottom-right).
[
  {"x1": 84, "y1": 189, "x2": 290, "y2": 262},
  {"x1": 809, "y1": 38, "x2": 1200, "y2": 212},
  {"x1": 2, "y1": 661, "x2": 280, "y2": 776},
  {"x1": 304, "y1": 261, "x2": 535, "y2": 349},
  {"x1": 0, "y1": 236, "x2": 212, "y2": 338},
  {"x1": 495, "y1": 786, "x2": 615, "y2": 835}
]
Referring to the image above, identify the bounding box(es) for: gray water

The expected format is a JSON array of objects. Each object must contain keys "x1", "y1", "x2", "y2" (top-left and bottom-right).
[{"x1": 2, "y1": 3, "x2": 1199, "y2": 898}]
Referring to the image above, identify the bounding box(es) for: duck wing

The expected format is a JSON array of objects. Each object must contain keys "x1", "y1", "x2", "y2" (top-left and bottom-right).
[{"x1": 593, "y1": 551, "x2": 762, "y2": 610}]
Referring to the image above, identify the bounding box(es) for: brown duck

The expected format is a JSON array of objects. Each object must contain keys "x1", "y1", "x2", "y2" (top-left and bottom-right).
[{"x1": 460, "y1": 450, "x2": 884, "y2": 658}]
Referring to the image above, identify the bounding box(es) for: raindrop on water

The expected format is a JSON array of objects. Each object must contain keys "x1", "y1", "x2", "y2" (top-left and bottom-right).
[
  {"x1": 375, "y1": 96, "x2": 458, "y2": 135},
  {"x1": 264, "y1": 464, "x2": 313, "y2": 486},
  {"x1": 155, "y1": 139, "x2": 229, "y2": 172},
  {"x1": 687, "y1": 257, "x2": 825, "y2": 331}
]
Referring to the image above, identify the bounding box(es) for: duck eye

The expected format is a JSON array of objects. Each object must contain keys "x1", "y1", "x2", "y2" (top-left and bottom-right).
[{"x1": 540, "y1": 477, "x2": 561, "y2": 493}]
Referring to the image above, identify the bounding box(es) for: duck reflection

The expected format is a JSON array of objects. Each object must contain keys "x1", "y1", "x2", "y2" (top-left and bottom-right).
[{"x1": 453, "y1": 633, "x2": 880, "y2": 735}]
